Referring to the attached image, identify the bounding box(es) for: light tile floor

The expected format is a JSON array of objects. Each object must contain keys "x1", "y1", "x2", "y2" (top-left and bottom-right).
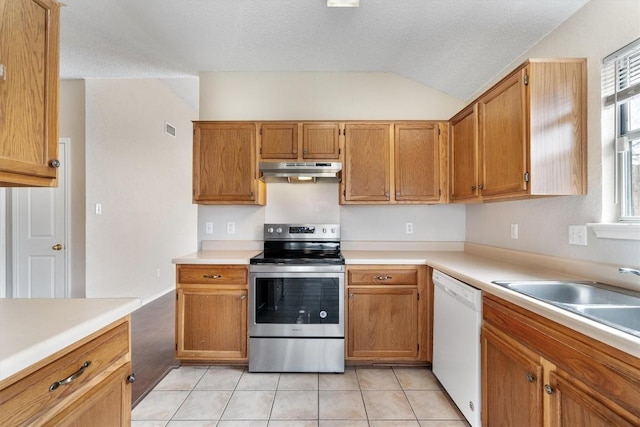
[{"x1": 133, "y1": 366, "x2": 470, "y2": 427}]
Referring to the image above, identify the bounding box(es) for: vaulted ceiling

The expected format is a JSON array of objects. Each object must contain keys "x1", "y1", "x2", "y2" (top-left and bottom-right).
[{"x1": 60, "y1": 0, "x2": 589, "y2": 101}]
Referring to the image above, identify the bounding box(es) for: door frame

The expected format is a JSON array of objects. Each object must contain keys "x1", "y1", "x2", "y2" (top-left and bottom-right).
[{"x1": 11, "y1": 139, "x2": 70, "y2": 298}]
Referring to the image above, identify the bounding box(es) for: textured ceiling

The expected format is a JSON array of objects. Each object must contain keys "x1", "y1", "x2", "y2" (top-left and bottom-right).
[{"x1": 60, "y1": 0, "x2": 589, "y2": 102}]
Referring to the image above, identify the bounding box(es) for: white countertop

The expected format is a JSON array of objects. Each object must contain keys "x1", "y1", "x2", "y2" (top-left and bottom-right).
[
  {"x1": 173, "y1": 247, "x2": 640, "y2": 358},
  {"x1": 172, "y1": 250, "x2": 260, "y2": 265},
  {"x1": 0, "y1": 298, "x2": 141, "y2": 382}
]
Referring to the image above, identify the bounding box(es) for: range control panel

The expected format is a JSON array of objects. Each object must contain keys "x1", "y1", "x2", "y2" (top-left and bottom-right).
[{"x1": 263, "y1": 224, "x2": 340, "y2": 240}]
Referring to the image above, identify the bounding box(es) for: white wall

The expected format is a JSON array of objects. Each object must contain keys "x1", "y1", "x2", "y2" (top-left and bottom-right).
[
  {"x1": 465, "y1": 0, "x2": 640, "y2": 267},
  {"x1": 85, "y1": 79, "x2": 198, "y2": 300},
  {"x1": 59, "y1": 80, "x2": 86, "y2": 297},
  {"x1": 197, "y1": 72, "x2": 466, "y2": 245}
]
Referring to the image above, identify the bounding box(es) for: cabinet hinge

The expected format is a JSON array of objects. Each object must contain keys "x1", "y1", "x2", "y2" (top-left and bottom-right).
[
  {"x1": 417, "y1": 343, "x2": 420, "y2": 351},
  {"x1": 438, "y1": 127, "x2": 441, "y2": 136},
  {"x1": 259, "y1": 146, "x2": 262, "y2": 154},
  {"x1": 175, "y1": 343, "x2": 178, "y2": 351},
  {"x1": 343, "y1": 189, "x2": 346, "y2": 197},
  {"x1": 438, "y1": 189, "x2": 441, "y2": 196},
  {"x1": 259, "y1": 128, "x2": 262, "y2": 136},
  {"x1": 524, "y1": 171, "x2": 530, "y2": 183},
  {"x1": 417, "y1": 293, "x2": 420, "y2": 301},
  {"x1": 343, "y1": 129, "x2": 346, "y2": 136},
  {"x1": 524, "y1": 74, "x2": 529, "y2": 86}
]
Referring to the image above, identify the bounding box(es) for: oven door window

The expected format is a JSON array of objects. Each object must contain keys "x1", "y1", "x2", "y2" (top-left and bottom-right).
[{"x1": 254, "y1": 277, "x2": 340, "y2": 324}]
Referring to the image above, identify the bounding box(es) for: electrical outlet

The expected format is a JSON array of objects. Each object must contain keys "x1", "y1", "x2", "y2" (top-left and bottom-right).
[
  {"x1": 510, "y1": 224, "x2": 518, "y2": 239},
  {"x1": 156, "y1": 269, "x2": 160, "y2": 278},
  {"x1": 406, "y1": 223, "x2": 414, "y2": 234},
  {"x1": 568, "y1": 225, "x2": 587, "y2": 246},
  {"x1": 95, "y1": 203, "x2": 102, "y2": 215},
  {"x1": 227, "y1": 222, "x2": 235, "y2": 234},
  {"x1": 205, "y1": 222, "x2": 214, "y2": 234}
]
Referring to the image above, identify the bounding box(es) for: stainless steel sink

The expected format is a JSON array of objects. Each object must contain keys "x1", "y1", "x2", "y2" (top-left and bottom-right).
[
  {"x1": 571, "y1": 305, "x2": 640, "y2": 336},
  {"x1": 492, "y1": 281, "x2": 640, "y2": 305},
  {"x1": 492, "y1": 280, "x2": 640, "y2": 337}
]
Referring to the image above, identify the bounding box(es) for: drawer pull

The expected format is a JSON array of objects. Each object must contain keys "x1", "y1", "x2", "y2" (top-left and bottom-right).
[
  {"x1": 49, "y1": 361, "x2": 91, "y2": 391},
  {"x1": 374, "y1": 275, "x2": 393, "y2": 281},
  {"x1": 203, "y1": 274, "x2": 222, "y2": 279}
]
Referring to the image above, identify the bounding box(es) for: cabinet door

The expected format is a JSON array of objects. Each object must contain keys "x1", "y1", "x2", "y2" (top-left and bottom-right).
[
  {"x1": 481, "y1": 325, "x2": 543, "y2": 427},
  {"x1": 450, "y1": 105, "x2": 480, "y2": 201},
  {"x1": 176, "y1": 287, "x2": 248, "y2": 360},
  {"x1": 479, "y1": 68, "x2": 528, "y2": 198},
  {"x1": 347, "y1": 287, "x2": 418, "y2": 358},
  {"x1": 260, "y1": 123, "x2": 298, "y2": 159},
  {"x1": 548, "y1": 370, "x2": 639, "y2": 427},
  {"x1": 394, "y1": 123, "x2": 441, "y2": 202},
  {"x1": 342, "y1": 124, "x2": 391, "y2": 202},
  {"x1": 302, "y1": 123, "x2": 340, "y2": 159},
  {"x1": 193, "y1": 123, "x2": 258, "y2": 203},
  {"x1": 0, "y1": 0, "x2": 60, "y2": 187},
  {"x1": 46, "y1": 363, "x2": 132, "y2": 427}
]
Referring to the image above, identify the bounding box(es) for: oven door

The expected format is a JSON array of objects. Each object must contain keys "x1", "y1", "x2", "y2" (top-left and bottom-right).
[{"x1": 249, "y1": 267, "x2": 344, "y2": 338}]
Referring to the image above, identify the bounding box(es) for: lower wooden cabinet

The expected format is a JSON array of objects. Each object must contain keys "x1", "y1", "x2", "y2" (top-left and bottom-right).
[
  {"x1": 346, "y1": 265, "x2": 431, "y2": 363},
  {"x1": 482, "y1": 294, "x2": 640, "y2": 426},
  {"x1": 0, "y1": 318, "x2": 133, "y2": 426},
  {"x1": 175, "y1": 264, "x2": 248, "y2": 362}
]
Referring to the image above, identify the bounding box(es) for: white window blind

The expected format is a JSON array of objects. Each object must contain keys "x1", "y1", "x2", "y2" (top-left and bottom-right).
[{"x1": 603, "y1": 37, "x2": 640, "y2": 220}]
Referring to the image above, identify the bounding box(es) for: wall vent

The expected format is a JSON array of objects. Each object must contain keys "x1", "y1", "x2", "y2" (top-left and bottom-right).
[{"x1": 165, "y1": 122, "x2": 176, "y2": 137}]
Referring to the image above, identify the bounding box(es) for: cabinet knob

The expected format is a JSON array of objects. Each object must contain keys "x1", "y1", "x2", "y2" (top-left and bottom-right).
[
  {"x1": 240, "y1": 295, "x2": 247, "y2": 300},
  {"x1": 526, "y1": 373, "x2": 536, "y2": 383},
  {"x1": 348, "y1": 293, "x2": 354, "y2": 299},
  {"x1": 479, "y1": 184, "x2": 484, "y2": 190},
  {"x1": 544, "y1": 384, "x2": 554, "y2": 395},
  {"x1": 127, "y1": 373, "x2": 136, "y2": 384},
  {"x1": 50, "y1": 159, "x2": 61, "y2": 168}
]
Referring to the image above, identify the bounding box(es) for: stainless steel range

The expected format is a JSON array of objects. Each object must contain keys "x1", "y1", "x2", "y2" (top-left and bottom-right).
[{"x1": 249, "y1": 224, "x2": 345, "y2": 373}]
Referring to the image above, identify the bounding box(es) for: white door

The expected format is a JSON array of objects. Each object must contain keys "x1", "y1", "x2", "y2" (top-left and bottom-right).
[{"x1": 13, "y1": 141, "x2": 68, "y2": 298}]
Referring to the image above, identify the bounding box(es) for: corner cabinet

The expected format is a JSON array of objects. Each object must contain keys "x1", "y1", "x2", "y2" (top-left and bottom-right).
[
  {"x1": 482, "y1": 294, "x2": 640, "y2": 426},
  {"x1": 0, "y1": 318, "x2": 134, "y2": 426},
  {"x1": 175, "y1": 264, "x2": 248, "y2": 363},
  {"x1": 341, "y1": 122, "x2": 448, "y2": 204},
  {"x1": 258, "y1": 121, "x2": 341, "y2": 160},
  {"x1": 450, "y1": 59, "x2": 587, "y2": 202},
  {"x1": 193, "y1": 122, "x2": 265, "y2": 205},
  {"x1": 0, "y1": 0, "x2": 61, "y2": 187},
  {"x1": 345, "y1": 265, "x2": 431, "y2": 363}
]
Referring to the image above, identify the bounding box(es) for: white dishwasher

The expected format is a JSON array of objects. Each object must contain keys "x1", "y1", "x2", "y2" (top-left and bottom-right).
[{"x1": 432, "y1": 269, "x2": 482, "y2": 427}]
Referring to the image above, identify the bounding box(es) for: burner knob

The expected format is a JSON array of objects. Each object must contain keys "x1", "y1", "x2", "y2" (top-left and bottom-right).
[
  {"x1": 322, "y1": 227, "x2": 327, "y2": 234},
  {"x1": 276, "y1": 227, "x2": 283, "y2": 233},
  {"x1": 267, "y1": 227, "x2": 274, "y2": 234}
]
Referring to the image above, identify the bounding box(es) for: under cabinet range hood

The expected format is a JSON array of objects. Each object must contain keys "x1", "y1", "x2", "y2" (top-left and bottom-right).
[{"x1": 259, "y1": 162, "x2": 342, "y2": 183}]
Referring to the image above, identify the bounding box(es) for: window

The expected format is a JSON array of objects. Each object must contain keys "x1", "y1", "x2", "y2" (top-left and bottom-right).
[{"x1": 603, "y1": 38, "x2": 640, "y2": 221}]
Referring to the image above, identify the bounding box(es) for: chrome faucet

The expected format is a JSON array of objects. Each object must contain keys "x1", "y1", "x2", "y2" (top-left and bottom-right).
[{"x1": 619, "y1": 267, "x2": 640, "y2": 277}]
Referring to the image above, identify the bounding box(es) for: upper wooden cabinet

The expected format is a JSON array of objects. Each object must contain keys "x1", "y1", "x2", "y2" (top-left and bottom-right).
[
  {"x1": 192, "y1": 122, "x2": 265, "y2": 205},
  {"x1": 450, "y1": 59, "x2": 587, "y2": 202},
  {"x1": 259, "y1": 122, "x2": 340, "y2": 160},
  {"x1": 0, "y1": 0, "x2": 61, "y2": 187},
  {"x1": 341, "y1": 122, "x2": 448, "y2": 204}
]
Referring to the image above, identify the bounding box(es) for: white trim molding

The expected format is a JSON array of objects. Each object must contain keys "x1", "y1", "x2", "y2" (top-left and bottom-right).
[{"x1": 587, "y1": 223, "x2": 640, "y2": 241}]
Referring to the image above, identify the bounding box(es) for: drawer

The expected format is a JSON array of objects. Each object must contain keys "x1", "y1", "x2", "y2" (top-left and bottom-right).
[
  {"x1": 348, "y1": 269, "x2": 417, "y2": 285},
  {"x1": 178, "y1": 265, "x2": 248, "y2": 285},
  {"x1": 0, "y1": 321, "x2": 129, "y2": 426}
]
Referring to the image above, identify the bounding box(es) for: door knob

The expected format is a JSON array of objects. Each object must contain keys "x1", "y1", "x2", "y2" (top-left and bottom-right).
[{"x1": 52, "y1": 244, "x2": 63, "y2": 251}]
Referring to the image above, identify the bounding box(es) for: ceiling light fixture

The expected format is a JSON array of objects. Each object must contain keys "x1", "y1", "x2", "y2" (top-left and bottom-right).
[{"x1": 327, "y1": 0, "x2": 359, "y2": 7}]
